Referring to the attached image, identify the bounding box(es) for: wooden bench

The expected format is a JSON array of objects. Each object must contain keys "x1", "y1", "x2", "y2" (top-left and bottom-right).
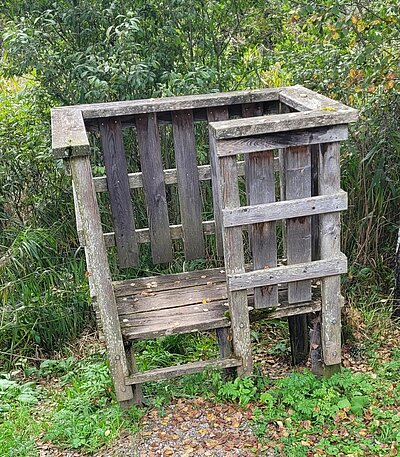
[{"x1": 51, "y1": 86, "x2": 357, "y2": 406}]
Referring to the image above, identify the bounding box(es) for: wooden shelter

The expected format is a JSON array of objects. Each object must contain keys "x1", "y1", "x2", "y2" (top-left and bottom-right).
[{"x1": 51, "y1": 86, "x2": 358, "y2": 407}]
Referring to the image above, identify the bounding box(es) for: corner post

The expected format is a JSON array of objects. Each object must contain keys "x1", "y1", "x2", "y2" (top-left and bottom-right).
[{"x1": 318, "y1": 141, "x2": 343, "y2": 375}]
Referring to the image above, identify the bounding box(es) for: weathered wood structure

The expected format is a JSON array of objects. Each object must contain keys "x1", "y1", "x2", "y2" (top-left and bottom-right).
[{"x1": 51, "y1": 86, "x2": 358, "y2": 406}]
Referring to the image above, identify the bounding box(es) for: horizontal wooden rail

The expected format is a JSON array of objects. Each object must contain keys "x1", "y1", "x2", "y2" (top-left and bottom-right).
[
  {"x1": 222, "y1": 191, "x2": 347, "y2": 227},
  {"x1": 125, "y1": 358, "x2": 242, "y2": 384},
  {"x1": 216, "y1": 125, "x2": 348, "y2": 156},
  {"x1": 209, "y1": 109, "x2": 358, "y2": 140},
  {"x1": 104, "y1": 220, "x2": 216, "y2": 247},
  {"x1": 72, "y1": 89, "x2": 280, "y2": 119},
  {"x1": 228, "y1": 256, "x2": 347, "y2": 292},
  {"x1": 93, "y1": 159, "x2": 280, "y2": 193}
]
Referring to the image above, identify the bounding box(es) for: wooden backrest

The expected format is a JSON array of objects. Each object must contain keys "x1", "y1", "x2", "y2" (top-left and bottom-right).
[
  {"x1": 89, "y1": 92, "x2": 282, "y2": 268},
  {"x1": 51, "y1": 86, "x2": 358, "y2": 272}
]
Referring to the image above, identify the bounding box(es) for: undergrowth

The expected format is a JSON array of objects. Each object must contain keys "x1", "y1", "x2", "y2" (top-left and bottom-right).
[{"x1": 0, "y1": 341, "x2": 399, "y2": 455}]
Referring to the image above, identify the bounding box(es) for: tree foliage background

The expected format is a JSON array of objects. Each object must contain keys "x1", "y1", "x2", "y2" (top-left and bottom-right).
[{"x1": 0, "y1": 0, "x2": 399, "y2": 363}]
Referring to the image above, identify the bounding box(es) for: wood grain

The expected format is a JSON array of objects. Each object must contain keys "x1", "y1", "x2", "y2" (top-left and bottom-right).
[
  {"x1": 135, "y1": 113, "x2": 173, "y2": 264},
  {"x1": 243, "y1": 102, "x2": 278, "y2": 308},
  {"x1": 223, "y1": 191, "x2": 347, "y2": 227},
  {"x1": 319, "y1": 142, "x2": 343, "y2": 366},
  {"x1": 70, "y1": 155, "x2": 133, "y2": 402},
  {"x1": 210, "y1": 109, "x2": 358, "y2": 140},
  {"x1": 216, "y1": 125, "x2": 348, "y2": 156},
  {"x1": 228, "y1": 256, "x2": 347, "y2": 291},
  {"x1": 284, "y1": 145, "x2": 312, "y2": 303},
  {"x1": 100, "y1": 118, "x2": 139, "y2": 267},
  {"x1": 125, "y1": 358, "x2": 241, "y2": 385},
  {"x1": 172, "y1": 110, "x2": 205, "y2": 260},
  {"x1": 218, "y1": 153, "x2": 253, "y2": 376}
]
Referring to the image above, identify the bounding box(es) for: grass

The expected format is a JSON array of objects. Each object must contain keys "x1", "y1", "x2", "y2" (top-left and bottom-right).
[{"x1": 0, "y1": 318, "x2": 399, "y2": 455}]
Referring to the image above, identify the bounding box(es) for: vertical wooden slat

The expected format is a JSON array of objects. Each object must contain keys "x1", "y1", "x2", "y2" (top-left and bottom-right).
[
  {"x1": 100, "y1": 118, "x2": 139, "y2": 268},
  {"x1": 207, "y1": 107, "x2": 229, "y2": 256},
  {"x1": 218, "y1": 153, "x2": 253, "y2": 376},
  {"x1": 311, "y1": 144, "x2": 321, "y2": 261},
  {"x1": 319, "y1": 142, "x2": 342, "y2": 369},
  {"x1": 284, "y1": 145, "x2": 312, "y2": 365},
  {"x1": 284, "y1": 145, "x2": 312, "y2": 303},
  {"x1": 242, "y1": 103, "x2": 278, "y2": 308},
  {"x1": 172, "y1": 110, "x2": 205, "y2": 260},
  {"x1": 70, "y1": 155, "x2": 134, "y2": 403},
  {"x1": 136, "y1": 113, "x2": 173, "y2": 264}
]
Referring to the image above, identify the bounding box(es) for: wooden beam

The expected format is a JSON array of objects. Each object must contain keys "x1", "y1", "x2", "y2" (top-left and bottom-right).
[
  {"x1": 228, "y1": 256, "x2": 347, "y2": 291},
  {"x1": 209, "y1": 109, "x2": 358, "y2": 140},
  {"x1": 125, "y1": 358, "x2": 241, "y2": 385},
  {"x1": 319, "y1": 142, "x2": 344, "y2": 367},
  {"x1": 69, "y1": 155, "x2": 133, "y2": 403},
  {"x1": 71, "y1": 88, "x2": 279, "y2": 119},
  {"x1": 222, "y1": 191, "x2": 347, "y2": 227},
  {"x1": 216, "y1": 125, "x2": 348, "y2": 156}
]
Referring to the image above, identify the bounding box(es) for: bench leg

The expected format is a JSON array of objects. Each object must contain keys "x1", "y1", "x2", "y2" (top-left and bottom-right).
[
  {"x1": 122, "y1": 343, "x2": 143, "y2": 407},
  {"x1": 216, "y1": 327, "x2": 236, "y2": 379}
]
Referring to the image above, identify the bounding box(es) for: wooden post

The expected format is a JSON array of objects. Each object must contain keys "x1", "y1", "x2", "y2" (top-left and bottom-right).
[
  {"x1": 216, "y1": 327, "x2": 236, "y2": 379},
  {"x1": 70, "y1": 155, "x2": 138, "y2": 404},
  {"x1": 214, "y1": 143, "x2": 253, "y2": 376},
  {"x1": 318, "y1": 142, "x2": 342, "y2": 375}
]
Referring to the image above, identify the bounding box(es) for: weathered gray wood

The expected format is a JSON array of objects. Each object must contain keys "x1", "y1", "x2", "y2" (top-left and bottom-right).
[
  {"x1": 207, "y1": 106, "x2": 230, "y2": 256},
  {"x1": 228, "y1": 256, "x2": 347, "y2": 291},
  {"x1": 172, "y1": 110, "x2": 205, "y2": 260},
  {"x1": 72, "y1": 182, "x2": 96, "y2": 300},
  {"x1": 93, "y1": 159, "x2": 280, "y2": 192},
  {"x1": 245, "y1": 131, "x2": 278, "y2": 308},
  {"x1": 209, "y1": 109, "x2": 358, "y2": 140},
  {"x1": 223, "y1": 191, "x2": 347, "y2": 227},
  {"x1": 319, "y1": 142, "x2": 343, "y2": 367},
  {"x1": 253, "y1": 301, "x2": 322, "y2": 321},
  {"x1": 51, "y1": 108, "x2": 90, "y2": 158},
  {"x1": 73, "y1": 88, "x2": 279, "y2": 119},
  {"x1": 70, "y1": 155, "x2": 133, "y2": 403},
  {"x1": 117, "y1": 282, "x2": 228, "y2": 313},
  {"x1": 279, "y1": 85, "x2": 357, "y2": 113},
  {"x1": 114, "y1": 267, "x2": 226, "y2": 297},
  {"x1": 216, "y1": 125, "x2": 348, "y2": 156},
  {"x1": 135, "y1": 113, "x2": 173, "y2": 264},
  {"x1": 123, "y1": 319, "x2": 230, "y2": 341},
  {"x1": 99, "y1": 118, "x2": 139, "y2": 268},
  {"x1": 125, "y1": 358, "x2": 241, "y2": 385},
  {"x1": 285, "y1": 146, "x2": 312, "y2": 303},
  {"x1": 218, "y1": 154, "x2": 253, "y2": 376}
]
